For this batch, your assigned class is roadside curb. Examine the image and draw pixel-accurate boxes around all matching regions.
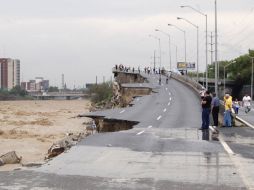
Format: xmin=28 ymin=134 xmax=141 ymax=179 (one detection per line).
xmin=235 ymin=116 xmax=254 ymax=129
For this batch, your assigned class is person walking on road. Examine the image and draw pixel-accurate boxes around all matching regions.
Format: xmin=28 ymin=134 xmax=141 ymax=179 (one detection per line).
xmin=223 ymin=94 xmax=233 ymax=127
xmin=242 ymin=94 xmax=251 ymax=113
xmin=211 ymin=93 xmax=220 ymax=128
xmin=159 ymin=76 xmax=161 ymax=85
xmin=200 ymin=91 xmax=212 ymax=130
xmin=233 ymin=98 xmax=240 ymax=114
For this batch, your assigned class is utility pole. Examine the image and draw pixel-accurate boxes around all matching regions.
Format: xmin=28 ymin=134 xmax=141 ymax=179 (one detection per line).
xmin=215 ymin=0 xmax=218 ymax=96
xmin=209 ymin=32 xmax=215 ymax=90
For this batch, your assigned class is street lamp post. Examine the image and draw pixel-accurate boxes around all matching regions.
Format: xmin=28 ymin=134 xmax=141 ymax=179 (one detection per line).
xmin=180 ymin=5 xmax=208 ymax=89
xmin=168 ymin=24 xmax=186 ymax=65
xmin=215 ymin=0 xmax=219 ymax=97
xmin=223 ymin=61 xmax=236 ymax=95
xmin=149 ymin=35 xmax=161 ymax=72
xmin=252 ymin=58 xmax=253 ymax=100
xmin=155 ymin=29 xmax=172 ymax=71
xmin=177 ymin=17 xmax=199 ymax=81
xmin=247 ymin=56 xmax=254 ymax=100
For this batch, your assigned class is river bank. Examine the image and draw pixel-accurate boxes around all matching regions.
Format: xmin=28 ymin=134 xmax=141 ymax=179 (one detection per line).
xmin=0 ymin=100 xmax=91 ymax=171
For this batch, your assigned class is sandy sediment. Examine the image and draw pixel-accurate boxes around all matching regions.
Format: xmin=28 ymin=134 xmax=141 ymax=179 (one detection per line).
xmin=0 ymin=100 xmax=91 ymax=171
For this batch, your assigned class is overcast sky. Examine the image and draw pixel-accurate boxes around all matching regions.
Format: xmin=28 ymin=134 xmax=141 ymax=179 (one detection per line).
xmin=0 ymin=0 xmax=253 ymax=88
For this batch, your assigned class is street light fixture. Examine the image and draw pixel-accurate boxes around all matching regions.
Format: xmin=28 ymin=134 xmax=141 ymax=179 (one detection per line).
xmin=247 ymin=55 xmax=254 ymax=100
xmin=155 ymin=29 xmax=172 ymax=71
xmin=223 ymin=60 xmax=236 ymax=95
xmin=149 ymin=34 xmax=162 ymax=72
xmin=177 ymin=17 xmax=199 ymax=81
xmin=180 ymin=5 xmax=208 ymax=90
xmin=168 ymin=24 xmax=186 ymax=65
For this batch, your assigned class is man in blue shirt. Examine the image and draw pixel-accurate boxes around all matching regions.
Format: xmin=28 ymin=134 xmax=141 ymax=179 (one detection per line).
xmin=211 ymin=93 xmax=220 ymax=128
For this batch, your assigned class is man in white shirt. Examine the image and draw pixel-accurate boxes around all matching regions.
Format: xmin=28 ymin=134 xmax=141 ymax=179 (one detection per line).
xmin=242 ymin=94 xmax=251 ymax=113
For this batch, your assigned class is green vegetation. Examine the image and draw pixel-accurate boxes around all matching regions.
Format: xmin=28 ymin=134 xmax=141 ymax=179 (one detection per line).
xmin=0 ymin=86 xmax=29 ymax=100
xmin=48 ymin=86 xmax=59 ymax=92
xmin=207 ymin=50 xmax=254 ymax=83
xmin=89 ymin=82 xmax=113 ymax=104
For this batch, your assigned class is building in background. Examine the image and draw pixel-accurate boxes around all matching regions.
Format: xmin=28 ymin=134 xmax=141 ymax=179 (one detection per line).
xmin=0 ymin=58 xmax=20 ymax=90
xmin=21 ymin=77 xmax=49 ymax=92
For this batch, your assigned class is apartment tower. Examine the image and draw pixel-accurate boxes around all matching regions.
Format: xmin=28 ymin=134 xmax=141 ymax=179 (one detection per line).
xmin=0 ymin=58 xmax=20 ymax=90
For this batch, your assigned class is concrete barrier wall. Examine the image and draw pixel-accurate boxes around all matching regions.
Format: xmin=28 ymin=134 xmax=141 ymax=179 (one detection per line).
xmin=170 ymin=73 xmax=204 ymax=97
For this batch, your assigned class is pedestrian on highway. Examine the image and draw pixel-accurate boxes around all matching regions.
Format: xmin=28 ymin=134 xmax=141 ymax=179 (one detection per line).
xmin=233 ymin=98 xmax=240 ymax=114
xmin=200 ymin=91 xmax=212 ymax=130
xmin=223 ymin=94 xmax=232 ymax=127
xmin=242 ymin=94 xmax=251 ymax=113
xmin=211 ymin=92 xmax=220 ymax=128
xmin=166 ymin=76 xmax=169 ymax=84
xmin=159 ymin=76 xmax=161 ymax=85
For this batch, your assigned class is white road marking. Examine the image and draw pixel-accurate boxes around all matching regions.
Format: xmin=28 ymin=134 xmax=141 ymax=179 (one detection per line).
xmin=163 ymin=108 xmax=167 ymax=112
xmin=168 ymin=102 xmax=171 ymax=106
xmin=219 ymin=135 xmax=234 ymax=155
xmin=137 ymin=98 xmax=140 ymax=101
xmin=136 ymin=130 xmax=145 ymax=135
xmin=147 ymin=125 xmax=153 ymax=129
xmin=166 ymin=88 xmax=168 ymax=91
xmin=120 ymin=110 xmax=125 ymax=114
xmin=169 ymin=92 xmax=171 ymax=96
xmin=218 ymin=134 xmax=254 ymax=189
xmin=236 ymin=116 xmax=254 ymax=129
xmin=169 ymin=97 xmax=172 ymax=101
xmin=157 ymin=115 xmax=162 ymax=120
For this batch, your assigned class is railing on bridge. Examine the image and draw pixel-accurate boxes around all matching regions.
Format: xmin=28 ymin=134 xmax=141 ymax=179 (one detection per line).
xmin=170 ymin=72 xmax=204 ymax=95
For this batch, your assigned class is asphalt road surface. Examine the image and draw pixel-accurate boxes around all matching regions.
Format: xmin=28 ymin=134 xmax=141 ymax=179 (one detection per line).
xmin=0 ymin=73 xmax=248 ymax=190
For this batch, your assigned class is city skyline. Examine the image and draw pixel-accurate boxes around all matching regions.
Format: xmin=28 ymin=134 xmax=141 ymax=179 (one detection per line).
xmin=0 ymin=0 xmax=253 ymax=87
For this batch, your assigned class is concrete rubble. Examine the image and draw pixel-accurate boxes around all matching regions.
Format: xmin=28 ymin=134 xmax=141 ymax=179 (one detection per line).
xmin=0 ymin=151 xmax=22 ymax=166
xmin=46 ymin=133 xmax=88 ymax=159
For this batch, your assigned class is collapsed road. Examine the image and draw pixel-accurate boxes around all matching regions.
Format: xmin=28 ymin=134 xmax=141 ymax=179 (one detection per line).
xmin=0 ymin=70 xmax=251 ymax=190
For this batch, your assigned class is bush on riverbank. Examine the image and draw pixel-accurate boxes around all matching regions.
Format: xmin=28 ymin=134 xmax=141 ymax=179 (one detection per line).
xmin=89 ymin=82 xmax=113 ymax=105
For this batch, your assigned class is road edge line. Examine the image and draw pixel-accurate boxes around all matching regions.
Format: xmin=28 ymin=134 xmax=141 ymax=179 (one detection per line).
xmin=218 ymin=130 xmax=253 ymax=190
xmin=235 ymin=116 xmax=254 ymax=129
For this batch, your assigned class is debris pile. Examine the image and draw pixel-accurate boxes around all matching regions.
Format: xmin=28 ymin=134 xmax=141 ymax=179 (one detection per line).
xmin=46 ymin=133 xmax=88 ymax=159
xmin=0 ymin=151 xmax=22 ymax=166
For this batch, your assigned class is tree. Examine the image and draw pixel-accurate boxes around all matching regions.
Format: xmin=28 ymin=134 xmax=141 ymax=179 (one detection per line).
xmin=89 ymin=82 xmax=113 ymax=104
xmin=9 ymin=86 xmax=27 ymax=96
xmin=48 ymin=86 xmax=59 ymax=92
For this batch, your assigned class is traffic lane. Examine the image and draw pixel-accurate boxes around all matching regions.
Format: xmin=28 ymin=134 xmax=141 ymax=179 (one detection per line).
xmin=34 ymin=145 xmax=244 ymax=189
xmin=0 ymin=170 xmax=246 ymax=190
xmin=236 ymin=109 xmax=254 ymax=128
xmin=159 ymin=79 xmax=201 ymax=129
xmin=77 ymin=130 xmax=224 ymax=153
xmin=220 ymin=127 xmax=254 ymax=159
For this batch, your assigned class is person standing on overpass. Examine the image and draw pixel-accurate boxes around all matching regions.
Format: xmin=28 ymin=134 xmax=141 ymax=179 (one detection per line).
xmin=200 ymin=91 xmax=212 ymax=130
xmin=242 ymin=94 xmax=251 ymax=113
xmin=211 ymin=93 xmax=220 ymax=128
xmin=223 ymin=94 xmax=233 ymax=127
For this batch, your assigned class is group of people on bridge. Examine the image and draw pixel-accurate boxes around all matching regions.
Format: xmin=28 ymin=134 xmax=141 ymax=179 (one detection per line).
xmin=115 ymin=64 xmax=165 ymax=76
xmin=200 ymin=90 xmax=252 ymax=131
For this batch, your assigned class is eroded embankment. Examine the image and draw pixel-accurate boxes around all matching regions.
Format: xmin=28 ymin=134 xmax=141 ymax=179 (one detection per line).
xmin=87 ymin=116 xmax=139 ymax=133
